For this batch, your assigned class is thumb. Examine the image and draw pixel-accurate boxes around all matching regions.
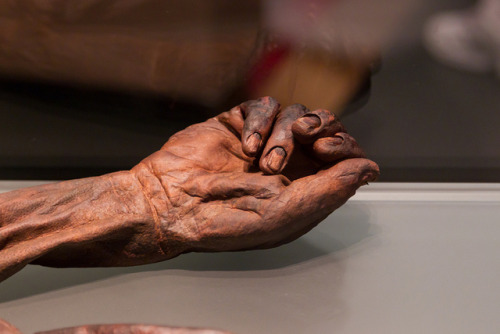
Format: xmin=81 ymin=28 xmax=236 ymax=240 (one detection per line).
xmin=279 ymin=158 xmax=379 ymax=216
xmin=257 ymin=158 xmax=379 ymax=249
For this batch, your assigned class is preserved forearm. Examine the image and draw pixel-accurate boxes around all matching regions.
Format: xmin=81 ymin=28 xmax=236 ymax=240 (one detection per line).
xmin=0 ymin=171 xmax=176 ymax=282
xmin=0 ymin=98 xmax=379 ymax=283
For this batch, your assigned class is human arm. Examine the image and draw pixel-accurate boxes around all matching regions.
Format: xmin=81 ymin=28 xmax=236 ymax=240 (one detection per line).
xmin=0 ymin=171 xmax=172 ymax=281
xmin=0 ymin=97 xmax=379 ymax=282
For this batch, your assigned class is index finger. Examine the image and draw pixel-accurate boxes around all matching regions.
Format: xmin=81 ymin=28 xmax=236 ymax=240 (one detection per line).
xmin=240 ymin=96 xmax=281 ymax=157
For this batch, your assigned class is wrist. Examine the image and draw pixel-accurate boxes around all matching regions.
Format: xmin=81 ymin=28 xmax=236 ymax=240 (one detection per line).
xmin=131 ymin=161 xmax=188 ymax=257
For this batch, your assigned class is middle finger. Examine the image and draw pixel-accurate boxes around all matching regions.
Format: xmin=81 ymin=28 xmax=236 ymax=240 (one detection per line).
xmin=259 ymin=104 xmax=309 ymax=174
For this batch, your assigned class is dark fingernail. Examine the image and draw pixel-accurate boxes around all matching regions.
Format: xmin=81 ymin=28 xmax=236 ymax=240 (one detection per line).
xmin=298 ymin=114 xmax=321 ymax=130
xmin=329 ymin=136 xmax=344 ymax=146
xmin=266 ymin=147 xmax=286 ymax=173
xmin=245 ymin=132 xmax=261 ymax=155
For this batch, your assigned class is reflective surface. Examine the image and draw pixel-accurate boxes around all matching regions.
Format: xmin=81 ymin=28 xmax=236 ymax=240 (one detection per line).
xmin=1 ymin=182 xmax=499 ymax=334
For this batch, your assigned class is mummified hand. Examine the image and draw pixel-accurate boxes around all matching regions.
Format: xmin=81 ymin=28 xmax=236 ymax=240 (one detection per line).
xmin=0 ymin=97 xmax=378 ymax=282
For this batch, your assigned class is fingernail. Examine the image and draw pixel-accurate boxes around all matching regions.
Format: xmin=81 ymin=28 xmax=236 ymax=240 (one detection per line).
xmin=329 ymin=136 xmax=344 ymax=146
xmin=266 ymin=147 xmax=286 ymax=173
xmin=245 ymin=132 xmax=261 ymax=155
xmin=298 ymin=114 xmax=321 ymax=130
xmin=360 ymin=171 xmax=378 ymax=185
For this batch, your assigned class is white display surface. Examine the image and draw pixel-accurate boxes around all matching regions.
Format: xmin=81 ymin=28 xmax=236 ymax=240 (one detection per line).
xmin=0 ymin=182 xmax=499 ymax=334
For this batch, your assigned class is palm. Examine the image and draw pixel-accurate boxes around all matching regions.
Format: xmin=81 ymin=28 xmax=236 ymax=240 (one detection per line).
xmin=139 ymin=119 xmax=283 ymax=251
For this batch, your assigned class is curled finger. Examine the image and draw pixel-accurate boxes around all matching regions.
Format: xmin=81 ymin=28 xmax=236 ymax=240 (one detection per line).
xmin=260 ymin=104 xmax=309 ymax=174
xmin=240 ymin=96 xmax=280 ymax=157
xmin=292 ymin=109 xmax=345 ymax=144
xmin=215 ymin=97 xmax=280 ymax=157
xmin=313 ymin=132 xmax=366 ymax=162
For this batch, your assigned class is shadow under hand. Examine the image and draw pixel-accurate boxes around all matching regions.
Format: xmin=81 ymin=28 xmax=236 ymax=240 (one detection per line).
xmin=0 ymin=203 xmax=374 ymax=303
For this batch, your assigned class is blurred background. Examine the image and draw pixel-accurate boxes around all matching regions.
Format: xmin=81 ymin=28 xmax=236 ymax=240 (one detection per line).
xmin=0 ymin=0 xmax=498 ymax=181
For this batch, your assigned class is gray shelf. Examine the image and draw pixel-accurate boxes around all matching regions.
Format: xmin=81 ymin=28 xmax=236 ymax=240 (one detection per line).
xmin=1 ymin=182 xmax=499 ymax=334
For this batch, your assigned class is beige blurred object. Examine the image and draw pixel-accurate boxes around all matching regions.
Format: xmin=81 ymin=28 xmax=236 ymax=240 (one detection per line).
xmin=249 ymin=48 xmax=372 ymax=114
xmin=250 ymin=0 xmax=422 ymax=114
xmin=0 ymin=0 xmax=261 ymax=106
xmin=265 ymin=0 xmax=420 ymax=53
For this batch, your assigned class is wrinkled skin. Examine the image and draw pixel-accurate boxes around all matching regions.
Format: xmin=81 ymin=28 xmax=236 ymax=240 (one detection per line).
xmin=0 ymin=319 xmax=232 ymax=334
xmin=0 ymin=97 xmax=378 ymax=281
xmin=132 ymin=97 xmax=378 ymax=252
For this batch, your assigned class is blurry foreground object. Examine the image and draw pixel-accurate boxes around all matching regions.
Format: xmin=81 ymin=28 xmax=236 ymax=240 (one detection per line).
xmin=423 ymin=0 xmax=500 ymax=75
xmin=0 ymin=0 xmax=261 ymax=107
xmin=0 ymin=319 xmax=232 ymax=334
xmin=247 ymin=41 xmax=375 ymax=116
xmin=0 ymin=0 xmax=420 ymax=113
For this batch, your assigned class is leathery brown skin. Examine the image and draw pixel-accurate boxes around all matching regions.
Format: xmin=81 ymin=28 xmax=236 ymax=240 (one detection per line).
xmin=0 ymin=319 xmax=232 ymax=334
xmin=0 ymin=97 xmax=379 ymax=282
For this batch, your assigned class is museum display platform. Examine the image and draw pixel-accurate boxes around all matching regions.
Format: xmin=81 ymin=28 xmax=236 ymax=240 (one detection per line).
xmin=1 ymin=181 xmax=499 ymax=334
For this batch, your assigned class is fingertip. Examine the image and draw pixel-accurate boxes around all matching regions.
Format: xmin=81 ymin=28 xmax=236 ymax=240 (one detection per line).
xmin=292 ymin=114 xmax=322 ymax=143
xmin=363 ymin=160 xmax=381 ymax=182
xmin=292 ymin=108 xmax=345 ymax=144
xmin=260 ymin=96 xmax=280 ymax=110
xmin=243 ymin=132 xmax=262 ymax=157
xmin=240 ymin=97 xmax=281 ymax=157
xmin=312 ymin=133 xmax=366 ymax=162
xmin=260 ymin=146 xmax=287 ymax=174
xmin=312 ymin=136 xmax=345 ymax=161
xmin=332 ymin=158 xmax=380 ymax=186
